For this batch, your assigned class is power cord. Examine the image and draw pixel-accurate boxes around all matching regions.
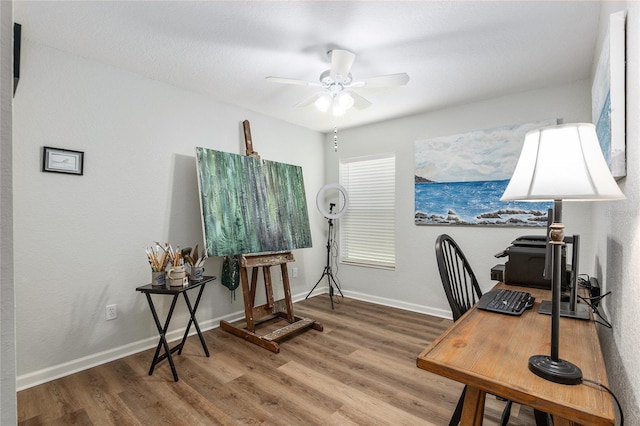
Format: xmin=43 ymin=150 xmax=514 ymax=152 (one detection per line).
xmin=581 ymin=378 xmax=624 ymax=426
xmin=578 ymin=293 xmax=612 ymax=328
xmin=576 ymin=274 xmax=623 ymax=424
xmin=577 ymin=274 xmax=612 ymax=328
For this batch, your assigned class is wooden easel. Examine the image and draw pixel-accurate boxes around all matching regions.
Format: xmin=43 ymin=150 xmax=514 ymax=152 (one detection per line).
xmin=219 ymin=121 xmax=323 ymax=352
xmin=242 ymin=119 xmax=260 ymax=158
xmin=219 ymin=252 xmax=323 ymax=352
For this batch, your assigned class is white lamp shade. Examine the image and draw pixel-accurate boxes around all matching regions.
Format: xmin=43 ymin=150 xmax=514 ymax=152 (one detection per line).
xmin=501 ymin=123 xmax=625 ymax=202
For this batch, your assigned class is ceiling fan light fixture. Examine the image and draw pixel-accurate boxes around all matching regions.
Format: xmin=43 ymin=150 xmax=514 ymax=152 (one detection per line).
xmin=336 ymin=92 xmax=354 ymax=110
xmin=268 ymin=48 xmax=407 ymax=115
xmin=314 ymin=93 xmax=333 ymax=112
xmin=332 ymin=103 xmax=347 ymax=117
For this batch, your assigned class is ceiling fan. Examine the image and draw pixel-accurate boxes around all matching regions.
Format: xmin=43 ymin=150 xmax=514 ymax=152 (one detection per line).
xmin=265 ymin=49 xmax=409 ymax=116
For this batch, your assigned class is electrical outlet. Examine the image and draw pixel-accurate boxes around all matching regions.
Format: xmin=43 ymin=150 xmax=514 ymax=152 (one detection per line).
xmin=292 ymin=267 xmax=298 ymax=278
xmin=106 ymin=304 xmax=117 ymax=321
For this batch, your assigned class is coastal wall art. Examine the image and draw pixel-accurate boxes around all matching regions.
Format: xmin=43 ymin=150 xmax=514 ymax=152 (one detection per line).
xmin=592 ymin=10 xmax=626 ymax=180
xmin=414 ymin=119 xmax=556 ymax=226
xmin=195 ymin=147 xmax=312 ymax=256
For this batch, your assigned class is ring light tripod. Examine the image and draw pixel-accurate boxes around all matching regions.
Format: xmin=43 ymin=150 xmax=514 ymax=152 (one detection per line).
xmin=306 ymin=184 xmax=348 ymax=309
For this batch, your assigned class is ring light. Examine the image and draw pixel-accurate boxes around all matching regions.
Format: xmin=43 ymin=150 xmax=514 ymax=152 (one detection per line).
xmin=316 ymin=183 xmax=349 ymax=219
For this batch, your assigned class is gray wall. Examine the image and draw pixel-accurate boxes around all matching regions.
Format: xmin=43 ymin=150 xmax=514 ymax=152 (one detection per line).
xmin=0 ymin=1 xmax=16 ymax=423
xmin=12 ymin=41 xmax=327 ymax=389
xmin=594 ymin=2 xmax=640 ymax=423
xmin=324 ymin=80 xmax=593 ymax=317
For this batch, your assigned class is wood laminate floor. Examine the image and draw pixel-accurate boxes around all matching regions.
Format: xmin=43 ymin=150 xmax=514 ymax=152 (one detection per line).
xmin=17 ymin=295 xmax=537 ymax=425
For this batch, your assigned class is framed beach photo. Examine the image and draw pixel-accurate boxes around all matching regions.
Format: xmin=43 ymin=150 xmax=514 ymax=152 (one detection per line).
xmin=42 ymin=146 xmax=84 ymax=175
xmin=592 ymin=10 xmax=626 ymax=180
xmin=414 ymin=120 xmax=556 ymax=227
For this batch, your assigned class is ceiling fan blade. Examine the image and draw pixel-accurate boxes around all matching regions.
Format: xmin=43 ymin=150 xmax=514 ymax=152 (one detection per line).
xmin=329 ymin=49 xmax=356 ymax=80
xmin=265 ymin=76 xmax=321 ymax=87
xmin=351 ymin=73 xmax=410 ymax=88
xmin=294 ymin=94 xmax=323 ymax=108
xmin=349 ymin=91 xmax=372 ymax=110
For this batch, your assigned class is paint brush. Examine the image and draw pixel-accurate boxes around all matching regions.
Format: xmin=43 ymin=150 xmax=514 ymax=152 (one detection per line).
xmin=192 ymin=244 xmax=199 ymax=263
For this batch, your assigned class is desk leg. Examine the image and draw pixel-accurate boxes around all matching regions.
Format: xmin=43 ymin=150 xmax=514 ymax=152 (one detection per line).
xmin=146 ymin=293 xmax=180 ymax=382
xmin=550 ymin=417 xmax=575 ymax=426
xmin=460 ymin=386 xmax=485 ymax=426
xmin=178 ymin=284 xmax=209 ymax=357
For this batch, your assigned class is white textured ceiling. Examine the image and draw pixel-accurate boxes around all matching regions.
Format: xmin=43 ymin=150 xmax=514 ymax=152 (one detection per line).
xmin=14 ymin=1 xmax=602 ymax=133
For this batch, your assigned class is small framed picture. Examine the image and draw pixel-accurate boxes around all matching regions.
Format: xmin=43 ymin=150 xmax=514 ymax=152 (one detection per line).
xmin=42 ymin=146 xmax=84 ymax=175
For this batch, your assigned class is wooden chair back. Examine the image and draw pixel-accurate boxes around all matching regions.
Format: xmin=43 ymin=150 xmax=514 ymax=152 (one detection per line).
xmin=435 ymin=234 xmax=483 ymax=321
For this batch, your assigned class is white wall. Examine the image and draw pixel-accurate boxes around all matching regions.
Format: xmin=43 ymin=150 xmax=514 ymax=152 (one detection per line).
xmin=12 ymin=41 xmax=327 ymax=389
xmin=0 ymin=1 xmax=17 ymax=422
xmin=593 ymin=2 xmax=640 ymax=423
xmin=324 ymin=81 xmax=594 ymax=317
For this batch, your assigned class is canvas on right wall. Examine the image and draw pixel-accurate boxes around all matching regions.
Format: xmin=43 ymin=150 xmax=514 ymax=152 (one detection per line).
xmin=592 ymin=10 xmax=627 ymax=180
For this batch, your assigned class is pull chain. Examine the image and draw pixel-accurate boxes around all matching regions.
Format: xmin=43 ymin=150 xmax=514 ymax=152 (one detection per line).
xmin=334 ymin=126 xmax=338 ymax=152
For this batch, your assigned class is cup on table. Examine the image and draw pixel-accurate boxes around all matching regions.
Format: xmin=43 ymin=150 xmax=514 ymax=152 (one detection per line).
xmin=190 ymin=266 xmax=204 ymax=282
xmin=167 ymin=265 xmax=188 ymax=287
xmin=151 ymin=271 xmax=166 ymax=286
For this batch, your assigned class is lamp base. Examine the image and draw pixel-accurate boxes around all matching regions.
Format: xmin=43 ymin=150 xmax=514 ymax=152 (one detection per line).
xmin=538 ymin=300 xmax=591 ymax=320
xmin=528 ymin=355 xmax=582 ymax=385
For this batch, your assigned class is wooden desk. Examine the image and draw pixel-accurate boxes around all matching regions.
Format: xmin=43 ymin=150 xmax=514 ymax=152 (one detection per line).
xmin=416 ymin=283 xmax=614 ymax=426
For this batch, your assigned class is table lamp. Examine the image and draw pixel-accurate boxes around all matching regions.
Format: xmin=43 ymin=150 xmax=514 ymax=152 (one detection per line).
xmin=501 ymin=122 xmax=625 ymax=385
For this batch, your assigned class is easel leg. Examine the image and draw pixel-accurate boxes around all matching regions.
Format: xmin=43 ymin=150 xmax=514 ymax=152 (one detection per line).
xmin=249 ymin=266 xmax=258 ymax=305
xmin=220 ymin=252 xmax=322 ymax=352
xmin=264 ymin=266 xmax=274 ymax=308
xmin=240 ymin=264 xmax=255 ymax=332
xmin=281 ymin=263 xmax=294 ymax=321
xmin=219 ymin=319 xmax=281 ymax=353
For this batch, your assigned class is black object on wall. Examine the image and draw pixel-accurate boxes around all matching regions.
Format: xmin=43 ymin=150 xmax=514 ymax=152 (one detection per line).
xmin=14 ymin=23 xmax=21 ymax=96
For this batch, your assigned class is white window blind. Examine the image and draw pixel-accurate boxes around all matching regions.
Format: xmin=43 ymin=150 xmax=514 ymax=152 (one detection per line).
xmin=339 ymin=153 xmax=396 ymax=269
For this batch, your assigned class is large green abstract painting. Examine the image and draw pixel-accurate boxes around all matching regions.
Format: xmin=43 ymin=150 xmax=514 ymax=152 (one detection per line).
xmin=195 ymin=147 xmax=312 ymax=257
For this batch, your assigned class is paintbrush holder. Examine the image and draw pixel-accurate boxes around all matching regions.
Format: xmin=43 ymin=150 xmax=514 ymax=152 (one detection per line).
xmin=151 ymin=271 xmax=166 ymax=286
xmin=167 ymin=266 xmax=188 ymax=287
xmin=190 ymin=266 xmax=204 ymax=282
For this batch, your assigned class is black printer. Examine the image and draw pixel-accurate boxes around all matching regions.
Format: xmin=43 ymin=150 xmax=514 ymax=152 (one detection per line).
xmin=492 ymin=235 xmax=574 ymax=289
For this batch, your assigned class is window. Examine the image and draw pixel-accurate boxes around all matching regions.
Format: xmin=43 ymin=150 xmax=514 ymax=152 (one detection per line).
xmin=339 ymin=153 xmax=396 ymax=269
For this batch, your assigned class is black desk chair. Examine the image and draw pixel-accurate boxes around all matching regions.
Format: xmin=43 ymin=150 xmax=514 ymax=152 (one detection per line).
xmin=435 ymin=234 xmax=513 ymax=426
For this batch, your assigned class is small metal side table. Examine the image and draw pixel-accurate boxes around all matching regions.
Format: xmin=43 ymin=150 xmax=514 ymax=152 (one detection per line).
xmin=136 ymin=276 xmax=216 ymax=381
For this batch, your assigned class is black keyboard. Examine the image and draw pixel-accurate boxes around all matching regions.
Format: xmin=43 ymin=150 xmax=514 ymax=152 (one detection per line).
xmin=477 ymin=289 xmax=535 ymax=316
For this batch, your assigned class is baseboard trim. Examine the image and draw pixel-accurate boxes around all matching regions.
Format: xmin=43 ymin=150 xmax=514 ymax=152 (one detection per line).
xmin=16 ymin=285 xmax=448 ymax=390
xmin=340 ymin=289 xmax=453 ymax=320
xmin=16 ymin=308 xmax=241 ymax=391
